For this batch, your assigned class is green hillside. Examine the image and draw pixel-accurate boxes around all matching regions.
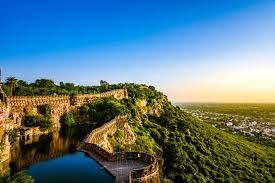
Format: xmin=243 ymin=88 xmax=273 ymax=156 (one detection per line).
xmin=100 ymin=84 xmax=275 ymax=182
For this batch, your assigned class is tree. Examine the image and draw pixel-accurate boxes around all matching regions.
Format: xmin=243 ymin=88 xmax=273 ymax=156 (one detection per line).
xmin=65 ymin=83 xmax=75 ymax=90
xmin=6 ymin=77 xmax=18 ymax=96
xmin=59 ymin=82 xmax=65 ymax=88
xmin=17 ymin=80 xmax=28 ymax=87
xmin=33 ymin=79 xmax=55 ymax=88
xmin=60 ymin=112 xmax=76 ymax=127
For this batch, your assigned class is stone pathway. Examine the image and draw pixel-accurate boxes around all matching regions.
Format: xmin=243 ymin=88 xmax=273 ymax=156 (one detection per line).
xmin=79 ymin=149 xmax=149 ymax=183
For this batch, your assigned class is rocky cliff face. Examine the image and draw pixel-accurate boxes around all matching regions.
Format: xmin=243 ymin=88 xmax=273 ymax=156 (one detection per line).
xmin=123 ymin=122 xmax=136 ymax=144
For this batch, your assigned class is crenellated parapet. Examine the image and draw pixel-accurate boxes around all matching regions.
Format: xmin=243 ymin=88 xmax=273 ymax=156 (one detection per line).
xmin=6 ymin=89 xmax=128 ymax=108
xmin=72 ymin=89 xmax=128 ymax=106
xmin=1 ymin=89 xmax=128 ymax=130
xmin=7 ymin=95 xmax=70 ymax=108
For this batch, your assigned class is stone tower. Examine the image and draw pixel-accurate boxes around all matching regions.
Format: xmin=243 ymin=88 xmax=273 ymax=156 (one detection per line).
xmin=0 ymin=68 xmax=7 ymax=103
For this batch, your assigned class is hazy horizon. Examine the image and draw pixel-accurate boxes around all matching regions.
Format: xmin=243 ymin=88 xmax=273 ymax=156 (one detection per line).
xmin=1 ymin=0 xmax=274 ymax=103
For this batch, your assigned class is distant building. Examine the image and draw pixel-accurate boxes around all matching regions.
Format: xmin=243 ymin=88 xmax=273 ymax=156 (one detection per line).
xmin=100 ymin=80 xmax=109 ymax=86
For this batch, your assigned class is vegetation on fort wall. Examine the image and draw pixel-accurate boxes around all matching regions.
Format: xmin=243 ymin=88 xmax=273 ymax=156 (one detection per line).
xmin=60 ymin=112 xmax=76 ymax=127
xmin=7 ymin=129 xmax=18 ymax=144
xmin=60 ymin=97 xmax=128 ymax=127
xmin=22 ymin=115 xmax=52 ymax=130
xmin=82 ymin=97 xmax=128 ymax=123
xmin=22 ymin=104 xmax=53 ymax=131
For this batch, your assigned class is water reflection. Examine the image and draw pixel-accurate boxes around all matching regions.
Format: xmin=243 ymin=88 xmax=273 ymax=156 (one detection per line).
xmin=0 ymin=126 xmax=93 ymax=175
xmin=0 ymin=126 xmax=114 ymax=182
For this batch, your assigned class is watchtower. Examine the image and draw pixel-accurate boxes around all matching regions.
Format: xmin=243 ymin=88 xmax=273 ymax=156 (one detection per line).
xmin=0 ymin=67 xmax=7 ymax=104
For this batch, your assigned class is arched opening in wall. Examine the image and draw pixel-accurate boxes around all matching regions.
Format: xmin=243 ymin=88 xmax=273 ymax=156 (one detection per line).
xmin=9 ymin=114 xmax=13 ymax=120
xmin=63 ymin=105 xmax=67 ymax=111
xmin=16 ymin=116 xmax=20 ymax=125
xmin=26 ymin=134 xmax=30 ymax=141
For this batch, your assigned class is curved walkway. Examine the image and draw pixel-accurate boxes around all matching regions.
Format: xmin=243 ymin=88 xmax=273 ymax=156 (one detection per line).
xmin=78 ymin=116 xmax=160 ymax=183
xmin=79 ymin=148 xmax=150 ymax=182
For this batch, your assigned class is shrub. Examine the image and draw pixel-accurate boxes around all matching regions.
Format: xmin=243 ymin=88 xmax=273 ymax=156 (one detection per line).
xmin=22 ymin=115 xmax=53 ymax=130
xmin=22 ymin=115 xmax=40 ymax=127
xmin=39 ymin=117 xmax=53 ymax=131
xmin=37 ymin=104 xmax=52 ymax=117
xmin=8 ymin=129 xmax=18 ymax=144
xmin=60 ymin=112 xmax=76 ymax=127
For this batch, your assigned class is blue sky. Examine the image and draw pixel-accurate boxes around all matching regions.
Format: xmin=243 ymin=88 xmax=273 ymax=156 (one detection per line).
xmin=0 ymin=0 xmax=274 ymax=102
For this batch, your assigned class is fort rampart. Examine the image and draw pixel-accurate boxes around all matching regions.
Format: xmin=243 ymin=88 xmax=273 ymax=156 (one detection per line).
xmin=6 ymin=89 xmax=127 ymax=108
xmin=85 ymin=115 xmax=126 ymax=146
xmin=72 ymin=89 xmax=128 ymax=106
xmin=0 ymin=89 xmax=128 ymax=129
xmin=7 ymin=95 xmax=70 ymax=108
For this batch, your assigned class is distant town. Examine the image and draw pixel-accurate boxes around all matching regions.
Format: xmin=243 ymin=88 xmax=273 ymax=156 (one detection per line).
xmin=180 ymin=103 xmax=275 ymax=142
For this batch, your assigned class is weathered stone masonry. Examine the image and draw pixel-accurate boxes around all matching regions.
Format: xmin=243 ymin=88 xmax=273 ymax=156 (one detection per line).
xmin=7 ymin=89 xmax=127 ymax=108
xmin=1 ymin=89 xmax=128 ymax=129
xmin=72 ymin=89 xmax=128 ymax=106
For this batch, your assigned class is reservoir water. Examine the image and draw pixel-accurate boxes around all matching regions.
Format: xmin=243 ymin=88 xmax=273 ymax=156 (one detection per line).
xmin=4 ymin=126 xmax=114 ymax=183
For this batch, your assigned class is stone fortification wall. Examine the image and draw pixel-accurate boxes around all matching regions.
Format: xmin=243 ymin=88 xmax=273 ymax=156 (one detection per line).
xmin=85 ymin=115 xmax=126 ymax=143
xmin=0 ymin=106 xmax=10 ymax=130
xmin=0 ymin=110 xmax=9 ymax=124
xmin=7 ymin=95 xmax=70 ymax=108
xmin=2 ymin=89 xmax=128 ymax=129
xmin=6 ymin=96 xmax=70 ymax=128
xmin=82 ymin=115 xmax=159 ymax=183
xmin=6 ymin=89 xmax=127 ymax=108
xmin=85 ymin=115 xmax=134 ymax=152
xmin=72 ymin=89 xmax=128 ymax=106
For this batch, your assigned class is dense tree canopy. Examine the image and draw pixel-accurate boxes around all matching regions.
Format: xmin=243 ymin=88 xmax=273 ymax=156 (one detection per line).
xmin=5 ymin=77 xmax=18 ymax=96
xmin=2 ymin=77 xmax=126 ymax=96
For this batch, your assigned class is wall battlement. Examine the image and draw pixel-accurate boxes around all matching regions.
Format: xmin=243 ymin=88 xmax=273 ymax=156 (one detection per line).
xmin=6 ymin=89 xmax=128 ymax=108
xmin=1 ymin=89 xmax=128 ymax=129
xmin=72 ymin=89 xmax=128 ymax=106
xmin=7 ymin=95 xmax=70 ymax=108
